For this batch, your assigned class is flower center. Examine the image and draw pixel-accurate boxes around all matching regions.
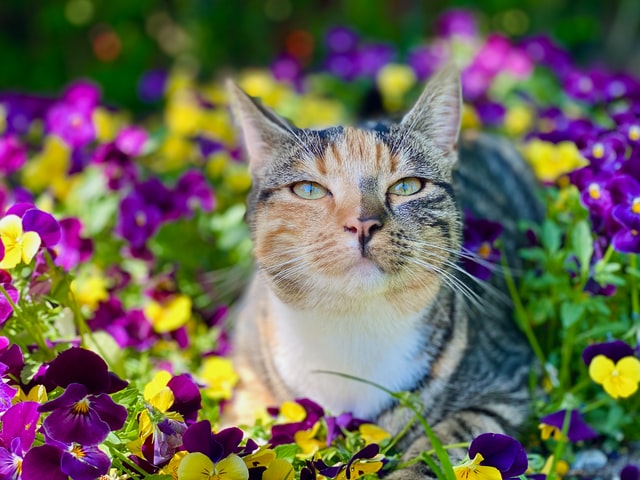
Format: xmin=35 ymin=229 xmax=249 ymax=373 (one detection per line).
xmin=633 ymin=198 xmax=640 ymax=215
xmin=629 ymin=125 xmax=640 ymax=142
xmin=591 ymin=143 xmax=605 ymax=159
xmin=588 ymin=183 xmax=601 ymax=200
xmin=135 ymin=212 xmax=147 ymax=227
xmin=72 ymin=397 xmax=91 ymax=415
xmin=579 ymin=77 xmax=593 ymax=92
xmin=477 ymin=242 xmax=492 ymax=259
xmin=70 ymin=445 xmax=86 ymax=459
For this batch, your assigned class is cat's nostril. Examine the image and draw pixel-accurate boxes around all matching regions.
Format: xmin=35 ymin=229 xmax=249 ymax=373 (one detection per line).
xmin=344 ymin=225 xmax=358 ymax=234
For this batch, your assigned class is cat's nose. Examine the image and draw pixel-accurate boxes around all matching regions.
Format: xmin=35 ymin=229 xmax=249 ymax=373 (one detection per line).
xmin=344 ymin=216 xmax=383 ymax=247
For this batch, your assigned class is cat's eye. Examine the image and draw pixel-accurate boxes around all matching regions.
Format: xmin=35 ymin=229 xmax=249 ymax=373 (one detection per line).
xmin=388 ymin=177 xmax=424 ymax=196
xmin=291 ymin=181 xmax=329 ymax=200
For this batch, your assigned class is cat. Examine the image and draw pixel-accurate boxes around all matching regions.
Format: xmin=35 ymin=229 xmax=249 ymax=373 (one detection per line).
xmin=226 ymin=66 xmax=543 ymax=478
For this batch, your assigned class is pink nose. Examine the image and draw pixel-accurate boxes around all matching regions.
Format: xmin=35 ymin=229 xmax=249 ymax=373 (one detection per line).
xmin=344 ymin=216 xmax=383 ymax=248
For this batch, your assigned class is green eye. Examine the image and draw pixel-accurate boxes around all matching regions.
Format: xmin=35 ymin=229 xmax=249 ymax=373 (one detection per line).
xmin=388 ymin=177 xmax=423 ymax=196
xmin=291 ymin=181 xmax=329 ymax=200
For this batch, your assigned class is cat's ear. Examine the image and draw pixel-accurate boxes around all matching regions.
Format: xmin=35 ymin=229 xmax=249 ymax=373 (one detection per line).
xmin=400 ymin=65 xmax=461 ymax=152
xmin=226 ymin=81 xmax=295 ymax=174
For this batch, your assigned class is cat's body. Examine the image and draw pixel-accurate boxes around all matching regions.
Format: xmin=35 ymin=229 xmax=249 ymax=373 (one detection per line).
xmin=227 ymin=68 xmax=542 ymax=477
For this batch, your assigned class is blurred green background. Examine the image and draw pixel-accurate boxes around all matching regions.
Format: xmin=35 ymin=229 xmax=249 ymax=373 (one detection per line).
xmin=2 ymin=0 xmax=639 ymax=110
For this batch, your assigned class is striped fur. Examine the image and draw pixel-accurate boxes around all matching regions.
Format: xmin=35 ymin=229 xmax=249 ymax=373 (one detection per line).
xmin=227 ymin=68 xmax=541 ymax=477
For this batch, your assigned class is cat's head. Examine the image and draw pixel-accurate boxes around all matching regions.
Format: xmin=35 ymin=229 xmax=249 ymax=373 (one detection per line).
xmin=228 ymin=68 xmax=462 ymax=315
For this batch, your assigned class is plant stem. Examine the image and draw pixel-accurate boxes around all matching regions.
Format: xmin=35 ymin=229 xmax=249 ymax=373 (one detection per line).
xmin=500 ymin=255 xmax=547 ymax=368
xmin=629 ymin=254 xmax=639 ymax=322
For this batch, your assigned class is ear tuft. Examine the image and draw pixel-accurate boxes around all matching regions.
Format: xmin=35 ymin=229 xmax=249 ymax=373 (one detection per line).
xmin=226 ymin=80 xmax=294 ymax=174
xmin=400 ymin=65 xmax=461 ymax=152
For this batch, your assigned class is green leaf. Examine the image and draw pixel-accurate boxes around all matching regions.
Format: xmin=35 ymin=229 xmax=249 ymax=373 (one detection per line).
xmin=274 ymin=444 xmax=301 ymax=462
xmin=571 ymin=220 xmax=593 ymax=278
xmin=541 ymin=220 xmax=562 ymax=254
xmin=560 ymin=301 xmax=585 ymax=328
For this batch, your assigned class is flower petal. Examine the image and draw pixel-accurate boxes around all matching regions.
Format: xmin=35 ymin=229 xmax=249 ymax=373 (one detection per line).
xmin=90 ymin=393 xmax=128 ymax=431
xmin=20 ymin=231 xmax=41 ymax=264
xmin=22 ymin=208 xmax=61 ymax=247
xmin=589 ymin=355 xmax=614 ymax=385
xmin=60 ymin=445 xmax=111 ymax=480
xmin=217 ymin=454 xmax=249 ymax=480
xmin=177 ymin=452 xmax=215 ymax=480
xmin=617 ymin=356 xmax=640 ymax=384
xmin=22 ymin=445 xmax=67 ymax=480
xmin=0 ymin=215 xmax=23 ymax=240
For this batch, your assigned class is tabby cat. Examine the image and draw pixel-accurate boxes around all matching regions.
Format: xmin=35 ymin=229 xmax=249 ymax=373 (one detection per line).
xmin=227 ymin=67 xmax=543 ymax=478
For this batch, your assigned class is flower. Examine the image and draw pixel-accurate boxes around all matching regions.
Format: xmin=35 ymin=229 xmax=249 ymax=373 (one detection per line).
xmin=453 ymin=433 xmax=528 ymax=480
xmin=521 ymin=139 xmax=587 ymax=183
xmin=0 ymin=135 xmax=27 ymax=174
xmin=145 ymin=294 xmax=193 ymax=334
xmin=462 ymin=213 xmax=503 ymax=280
xmin=0 ymin=270 xmax=19 ymax=327
xmin=54 ymin=217 xmax=94 ymax=270
xmin=621 ymin=464 xmax=640 ymax=480
xmin=583 ymin=340 xmax=640 ymax=398
xmin=178 ymin=421 xmax=250 ymax=480
xmin=199 ymin=356 xmax=239 ymax=401
xmin=0 ymin=214 xmax=41 ymax=269
xmin=0 ymin=401 xmax=40 ymax=478
xmin=539 ymin=409 xmax=598 ymax=442
xmin=38 ymin=348 xmax=128 ymax=445
xmin=315 ymin=444 xmax=385 ymax=480
xmin=22 ymin=442 xmax=111 ymax=480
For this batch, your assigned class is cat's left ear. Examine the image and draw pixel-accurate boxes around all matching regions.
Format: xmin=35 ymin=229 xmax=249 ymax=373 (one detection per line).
xmin=400 ymin=65 xmax=461 ymax=153
xmin=226 ymin=80 xmax=295 ymax=175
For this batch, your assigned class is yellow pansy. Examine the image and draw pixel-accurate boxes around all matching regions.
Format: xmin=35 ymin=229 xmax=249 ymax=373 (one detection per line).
xmin=144 ymin=370 xmax=175 ymax=410
xmin=589 ymin=354 xmax=640 ymax=399
xmin=177 ymin=452 xmax=249 ymax=480
xmin=21 ymin=136 xmax=70 ymax=193
xmin=294 ymin=421 xmax=324 ymax=458
xmin=70 ymin=273 xmax=109 ymax=311
xmin=504 ymin=104 xmax=532 ymax=137
xmin=14 ymin=385 xmax=48 ymax=404
xmin=145 ymin=294 xmax=192 ymax=333
xmin=521 ymin=139 xmax=587 ymax=183
xmin=92 ymin=106 xmax=121 ymax=142
xmin=199 ymin=356 xmax=239 ymax=400
xmin=337 ymin=460 xmax=384 ymax=480
xmin=539 ymin=423 xmax=563 ymax=441
xmin=280 ymin=401 xmax=307 ymax=422
xmin=0 ymin=215 xmax=41 ymax=269
xmin=263 ymin=458 xmax=294 ymax=480
xmin=461 ymin=103 xmax=481 ymax=129
xmin=359 ymin=424 xmax=391 ymax=445
xmin=377 ymin=63 xmax=417 ymax=112
xmin=243 ymin=448 xmax=276 ymax=470
xmin=453 ymin=453 xmax=502 ymax=480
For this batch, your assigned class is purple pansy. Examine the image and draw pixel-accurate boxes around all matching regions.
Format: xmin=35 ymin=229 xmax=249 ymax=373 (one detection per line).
xmin=325 ymin=412 xmax=368 ymax=446
xmin=92 ymin=140 xmax=140 ymax=191
xmin=621 ymin=464 xmax=640 ymax=480
xmin=539 ymin=409 xmax=598 ymax=442
xmin=609 ymin=175 xmax=640 ymax=253
xmin=468 ymin=433 xmax=528 ymax=479
xmin=271 ymin=55 xmax=304 ymax=90
xmin=435 ymin=9 xmax=478 ymax=39
xmin=38 ymin=382 xmax=127 ymax=446
xmin=0 ymin=363 xmax=17 ymax=413
xmin=315 ymin=443 xmax=383 ymax=478
xmin=582 ymin=339 xmax=636 ymax=366
xmin=462 ymin=214 xmax=503 ymax=280
xmin=117 ymin=190 xmax=163 ymax=251
xmin=269 ymin=398 xmax=325 ymax=446
xmin=182 ymin=420 xmax=246 ymax=461
xmin=22 ymin=441 xmax=110 ymax=480
xmin=173 ymin=170 xmax=215 ymax=217
xmin=355 ymin=43 xmax=394 ymax=78
xmin=54 ymin=217 xmax=94 ymax=270
xmin=167 ymin=373 xmax=202 ymax=424
xmin=138 ymin=69 xmax=168 ymax=103
xmin=0 ymin=270 xmax=19 ymax=327
xmin=115 ymin=125 xmax=148 ymax=157
xmin=407 ymin=42 xmax=449 ymax=81
xmin=0 ymin=135 xmax=27 ymax=174
xmin=144 ymin=418 xmax=188 ymax=466
xmin=89 ymin=297 xmax=156 ymax=350
xmin=325 ymin=26 xmax=359 ymax=53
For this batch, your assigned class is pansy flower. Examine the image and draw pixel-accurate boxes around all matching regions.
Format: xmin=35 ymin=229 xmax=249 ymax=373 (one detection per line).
xmin=0 ymin=270 xmax=19 ymax=327
xmin=0 ymin=401 xmax=42 ymax=479
xmin=315 ymin=444 xmax=386 ymax=480
xmin=54 ymin=217 xmax=93 ymax=270
xmin=539 ymin=409 xmax=598 ymax=442
xmin=22 ymin=441 xmax=111 ymax=480
xmin=453 ymin=433 xmax=528 ymax=480
xmin=621 ymin=464 xmax=640 ymax=480
xmin=583 ymin=340 xmax=640 ymax=399
xmin=38 ymin=347 xmax=128 ymax=446
xmin=177 ymin=421 xmax=250 ymax=480
xmin=462 ymin=213 xmax=503 ymax=280
xmin=0 ymin=134 xmax=27 ymax=174
xmin=269 ymin=398 xmax=325 ymax=447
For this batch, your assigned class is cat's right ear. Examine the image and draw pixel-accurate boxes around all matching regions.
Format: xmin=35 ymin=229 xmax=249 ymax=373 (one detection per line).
xmin=226 ymin=81 xmax=294 ymax=175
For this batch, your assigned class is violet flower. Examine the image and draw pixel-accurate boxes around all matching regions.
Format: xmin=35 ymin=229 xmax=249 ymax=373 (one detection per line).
xmin=271 ymin=55 xmax=304 ymax=90
xmin=269 ymin=398 xmax=325 ymax=446
xmin=582 ymin=339 xmax=636 ymax=366
xmin=462 ymin=214 xmax=503 ymax=280
xmin=115 ymin=125 xmax=148 ymax=156
xmin=6 ymin=203 xmax=62 ymax=248
xmin=167 ymin=373 xmax=202 ymax=424
xmin=92 ymin=141 xmax=140 ymax=191
xmin=355 ymin=43 xmax=394 ymax=78
xmin=325 ymin=26 xmax=359 ymax=53
xmin=116 ymin=191 xmax=163 ymax=251
xmin=455 ymin=433 xmax=528 ymax=480
xmin=435 ymin=9 xmax=478 ymax=39
xmin=38 ymin=347 xmax=128 ymax=445
xmin=22 ymin=441 xmax=110 ymax=480
xmin=89 ymin=297 xmax=156 ymax=350
xmin=182 ymin=420 xmax=245 ymax=460
xmin=0 ymin=270 xmax=19 ymax=327
xmin=0 ymin=363 xmax=17 ymax=412
xmin=621 ymin=464 xmax=640 ymax=480
xmin=0 ymin=135 xmax=27 ymax=174
xmin=539 ymin=409 xmax=598 ymax=442
xmin=407 ymin=42 xmax=449 ymax=81
xmin=54 ymin=217 xmax=93 ymax=270
xmin=173 ymin=170 xmax=215 ymax=217
xmin=138 ymin=69 xmax=168 ymax=103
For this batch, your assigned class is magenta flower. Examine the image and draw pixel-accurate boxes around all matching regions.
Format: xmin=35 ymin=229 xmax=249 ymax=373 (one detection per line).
xmin=92 ymin=141 xmax=140 ymax=190
xmin=54 ymin=217 xmax=94 ymax=270
xmin=6 ymin=203 xmax=62 ymax=248
xmin=173 ymin=170 xmax=215 ymax=217
xmin=115 ymin=125 xmax=148 ymax=156
xmin=0 ymin=270 xmax=19 ymax=327
xmin=0 ymin=135 xmax=27 ymax=174
xmin=0 ymin=363 xmax=17 ymax=412
xmin=89 ymin=297 xmax=156 ymax=350
xmin=0 ymin=402 xmax=41 ymax=479
xmin=435 ymin=9 xmax=478 ymax=39
xmin=167 ymin=374 xmax=202 ymax=424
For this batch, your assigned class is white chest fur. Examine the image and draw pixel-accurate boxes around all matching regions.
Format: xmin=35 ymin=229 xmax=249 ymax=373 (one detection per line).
xmin=269 ymin=292 xmax=429 ymax=419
